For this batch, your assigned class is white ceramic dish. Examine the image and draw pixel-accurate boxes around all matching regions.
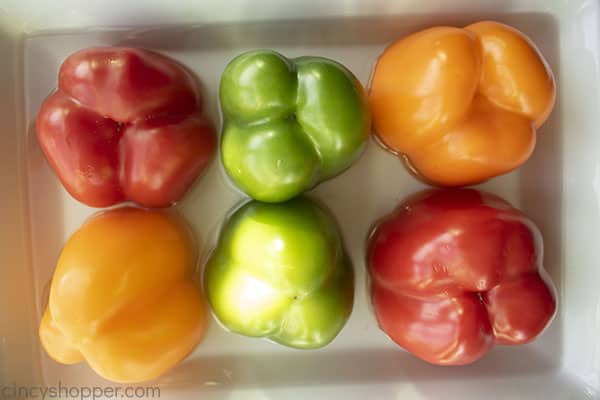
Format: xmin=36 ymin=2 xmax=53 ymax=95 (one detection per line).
xmin=1 ymin=1 xmax=599 ymax=399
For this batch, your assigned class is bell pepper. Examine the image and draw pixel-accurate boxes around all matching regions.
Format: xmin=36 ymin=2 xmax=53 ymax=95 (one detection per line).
xmin=205 ymin=197 xmax=353 ymax=348
xmin=219 ymin=50 xmax=371 ymax=202
xmin=39 ymin=208 xmax=206 ymax=383
xmin=36 ymin=47 xmax=216 ymax=208
xmin=369 ymin=21 xmax=555 ymax=186
xmin=368 ymin=189 xmax=556 ymax=365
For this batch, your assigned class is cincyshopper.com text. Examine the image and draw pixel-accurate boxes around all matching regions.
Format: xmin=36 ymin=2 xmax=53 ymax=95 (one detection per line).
xmin=0 ymin=382 xmax=160 ymax=400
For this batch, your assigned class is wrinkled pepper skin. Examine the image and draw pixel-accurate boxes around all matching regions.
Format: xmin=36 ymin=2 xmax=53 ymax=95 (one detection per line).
xmin=39 ymin=208 xmax=206 ymax=383
xmin=220 ymin=50 xmax=370 ymax=202
xmin=36 ymin=47 xmax=216 ymax=208
xmin=205 ymin=197 xmax=353 ymax=348
xmin=368 ymin=189 xmax=556 ymax=365
xmin=369 ymin=21 xmax=555 ymax=186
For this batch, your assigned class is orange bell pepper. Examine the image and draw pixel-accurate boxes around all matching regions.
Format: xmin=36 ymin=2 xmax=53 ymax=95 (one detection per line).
xmin=369 ymin=21 xmax=555 ymax=186
xmin=39 ymin=208 xmax=206 ymax=383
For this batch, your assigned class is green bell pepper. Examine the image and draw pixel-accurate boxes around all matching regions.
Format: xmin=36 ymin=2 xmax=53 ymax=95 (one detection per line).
xmin=220 ymin=50 xmax=371 ymax=202
xmin=204 ymin=196 xmax=354 ymax=349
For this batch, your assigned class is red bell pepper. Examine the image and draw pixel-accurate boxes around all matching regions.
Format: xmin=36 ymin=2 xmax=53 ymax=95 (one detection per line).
xmin=368 ymin=189 xmax=556 ymax=365
xmin=36 ymin=47 xmax=216 ymax=208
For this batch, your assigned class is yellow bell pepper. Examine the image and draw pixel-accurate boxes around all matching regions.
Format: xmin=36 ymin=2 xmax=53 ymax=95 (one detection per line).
xmin=39 ymin=207 xmax=206 ymax=383
xmin=369 ymin=21 xmax=555 ymax=186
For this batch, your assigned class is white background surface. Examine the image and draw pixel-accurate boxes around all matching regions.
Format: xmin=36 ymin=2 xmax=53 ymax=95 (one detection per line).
xmin=0 ymin=0 xmax=599 ymax=399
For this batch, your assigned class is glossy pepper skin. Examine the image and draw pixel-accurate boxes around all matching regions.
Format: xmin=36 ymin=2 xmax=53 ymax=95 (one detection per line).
xmin=205 ymin=197 xmax=353 ymax=348
xmin=220 ymin=50 xmax=370 ymax=202
xmin=369 ymin=21 xmax=555 ymax=186
xmin=39 ymin=208 xmax=206 ymax=383
xmin=368 ymin=189 xmax=556 ymax=365
xmin=36 ymin=47 xmax=216 ymax=208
